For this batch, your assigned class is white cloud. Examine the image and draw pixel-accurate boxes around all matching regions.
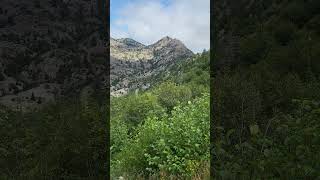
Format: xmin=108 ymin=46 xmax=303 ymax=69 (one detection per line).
xmin=111 ymin=0 xmax=210 ymax=53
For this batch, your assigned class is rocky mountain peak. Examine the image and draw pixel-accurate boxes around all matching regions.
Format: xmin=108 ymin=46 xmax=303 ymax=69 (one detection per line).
xmin=152 ymin=36 xmax=180 ymax=47
xmin=118 ymin=38 xmax=145 ymax=48
xmin=159 ymin=36 xmax=173 ymax=42
xmin=110 ymin=36 xmax=194 ymax=97
xmin=149 ymin=36 xmax=192 ymax=55
xmin=110 ymin=38 xmax=145 ymax=49
xmin=110 ymin=37 xmax=154 ymax=61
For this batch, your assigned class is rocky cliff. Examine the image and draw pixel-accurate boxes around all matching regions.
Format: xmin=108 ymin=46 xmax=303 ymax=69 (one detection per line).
xmin=110 ymin=36 xmax=194 ymax=97
xmin=0 ymin=0 xmax=194 ymax=110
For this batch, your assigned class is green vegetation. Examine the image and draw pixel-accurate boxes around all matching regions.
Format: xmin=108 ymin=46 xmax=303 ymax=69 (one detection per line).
xmin=0 ymin=51 xmax=210 ymax=179
xmin=213 ymin=0 xmax=320 ymax=179
xmin=0 ymin=93 xmax=108 ymax=179
xmin=111 ymin=52 xmax=210 ymax=179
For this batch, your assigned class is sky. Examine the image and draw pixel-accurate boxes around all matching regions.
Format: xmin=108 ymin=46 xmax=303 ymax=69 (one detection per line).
xmin=110 ymin=0 xmax=210 ymax=53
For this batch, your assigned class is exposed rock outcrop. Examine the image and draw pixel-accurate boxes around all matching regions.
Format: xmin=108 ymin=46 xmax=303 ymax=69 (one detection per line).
xmin=110 ymin=37 xmax=193 ymax=97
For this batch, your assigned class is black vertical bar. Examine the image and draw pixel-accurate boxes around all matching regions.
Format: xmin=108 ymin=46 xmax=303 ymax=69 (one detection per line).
xmin=210 ymin=0 xmax=215 ymax=179
xmin=104 ymin=0 xmax=111 ymax=179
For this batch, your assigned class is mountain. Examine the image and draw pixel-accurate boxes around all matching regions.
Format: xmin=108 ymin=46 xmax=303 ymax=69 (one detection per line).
xmin=0 ymin=0 xmax=107 ymax=111
xmin=0 ymin=1 xmax=193 ymax=110
xmin=110 ymin=36 xmax=194 ymax=96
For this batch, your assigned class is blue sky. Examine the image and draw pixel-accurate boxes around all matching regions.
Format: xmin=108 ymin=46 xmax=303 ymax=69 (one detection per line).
xmin=111 ymin=0 xmax=171 ymax=23
xmin=110 ymin=0 xmax=130 ymax=23
xmin=111 ymin=0 xmax=171 ymax=19
xmin=110 ymin=0 xmax=210 ymax=53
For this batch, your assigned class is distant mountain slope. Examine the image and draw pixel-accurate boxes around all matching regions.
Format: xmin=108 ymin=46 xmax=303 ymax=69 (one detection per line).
xmin=111 ymin=36 xmax=194 ymax=96
xmin=0 ymin=0 xmax=194 ymax=109
xmin=0 ymin=0 xmax=107 ymax=111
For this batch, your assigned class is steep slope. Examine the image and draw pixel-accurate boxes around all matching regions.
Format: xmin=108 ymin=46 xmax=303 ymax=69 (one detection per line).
xmin=110 ymin=50 xmax=210 ymax=178
xmin=212 ymin=0 xmax=320 ymax=179
xmin=110 ymin=36 xmax=194 ymax=96
xmin=0 ymin=0 xmax=107 ymax=111
xmin=0 ymin=0 xmax=193 ymax=109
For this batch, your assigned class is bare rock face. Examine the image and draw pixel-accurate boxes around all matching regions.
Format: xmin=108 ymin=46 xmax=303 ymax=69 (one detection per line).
xmin=111 ymin=38 xmax=154 ymax=61
xmin=110 ymin=36 xmax=194 ymax=97
xmin=150 ymin=36 xmax=194 ymax=66
xmin=0 ymin=0 xmax=107 ymax=111
xmin=0 ymin=0 xmax=193 ymax=108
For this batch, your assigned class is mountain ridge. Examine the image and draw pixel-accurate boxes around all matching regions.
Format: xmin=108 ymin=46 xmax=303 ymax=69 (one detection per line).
xmin=110 ymin=36 xmax=194 ymax=97
xmin=0 ymin=0 xmax=194 ymax=111
xmin=110 ymin=36 xmax=193 ymax=61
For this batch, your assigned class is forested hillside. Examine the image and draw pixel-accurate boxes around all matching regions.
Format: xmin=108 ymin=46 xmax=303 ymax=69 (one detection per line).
xmin=0 ymin=50 xmax=210 ymax=179
xmin=0 ymin=0 xmax=108 ymax=179
xmin=213 ymin=0 xmax=320 ymax=178
xmin=0 ymin=0 xmax=107 ymax=111
xmin=111 ymin=51 xmax=210 ymax=179
xmin=0 ymin=91 xmax=108 ymax=179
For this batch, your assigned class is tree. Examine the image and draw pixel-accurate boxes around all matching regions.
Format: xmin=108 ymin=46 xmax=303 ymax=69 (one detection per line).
xmin=31 ymin=92 xmax=35 ymax=101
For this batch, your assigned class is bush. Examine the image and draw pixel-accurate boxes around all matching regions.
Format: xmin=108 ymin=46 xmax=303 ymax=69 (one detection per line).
xmin=153 ymin=82 xmax=192 ymax=112
xmin=282 ymin=1 xmax=308 ymax=26
xmin=273 ymin=21 xmax=296 ymax=45
xmin=124 ymin=93 xmax=165 ymax=128
xmin=213 ymin=99 xmax=320 ymax=179
xmin=113 ymin=94 xmax=210 ymax=178
xmin=240 ymin=32 xmax=272 ymax=64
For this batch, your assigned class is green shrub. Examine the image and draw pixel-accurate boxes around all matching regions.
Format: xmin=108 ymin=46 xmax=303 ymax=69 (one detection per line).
xmin=273 ymin=21 xmax=296 ymax=45
xmin=213 ymin=99 xmax=320 ymax=179
xmin=113 ymin=93 xmax=165 ymax=128
xmin=113 ymin=94 xmax=210 ymax=177
xmin=153 ymin=82 xmax=192 ymax=112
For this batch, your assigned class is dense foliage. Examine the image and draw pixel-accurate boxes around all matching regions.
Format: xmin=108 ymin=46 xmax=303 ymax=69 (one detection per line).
xmin=111 ymin=51 xmax=210 ymax=179
xmin=213 ymin=0 xmax=320 ymax=178
xmin=0 ymin=49 xmax=209 ymax=179
xmin=0 ymin=92 xmax=108 ymax=179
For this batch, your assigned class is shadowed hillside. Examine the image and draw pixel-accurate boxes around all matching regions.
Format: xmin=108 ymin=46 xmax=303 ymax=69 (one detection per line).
xmin=212 ymin=0 xmax=320 ymax=179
